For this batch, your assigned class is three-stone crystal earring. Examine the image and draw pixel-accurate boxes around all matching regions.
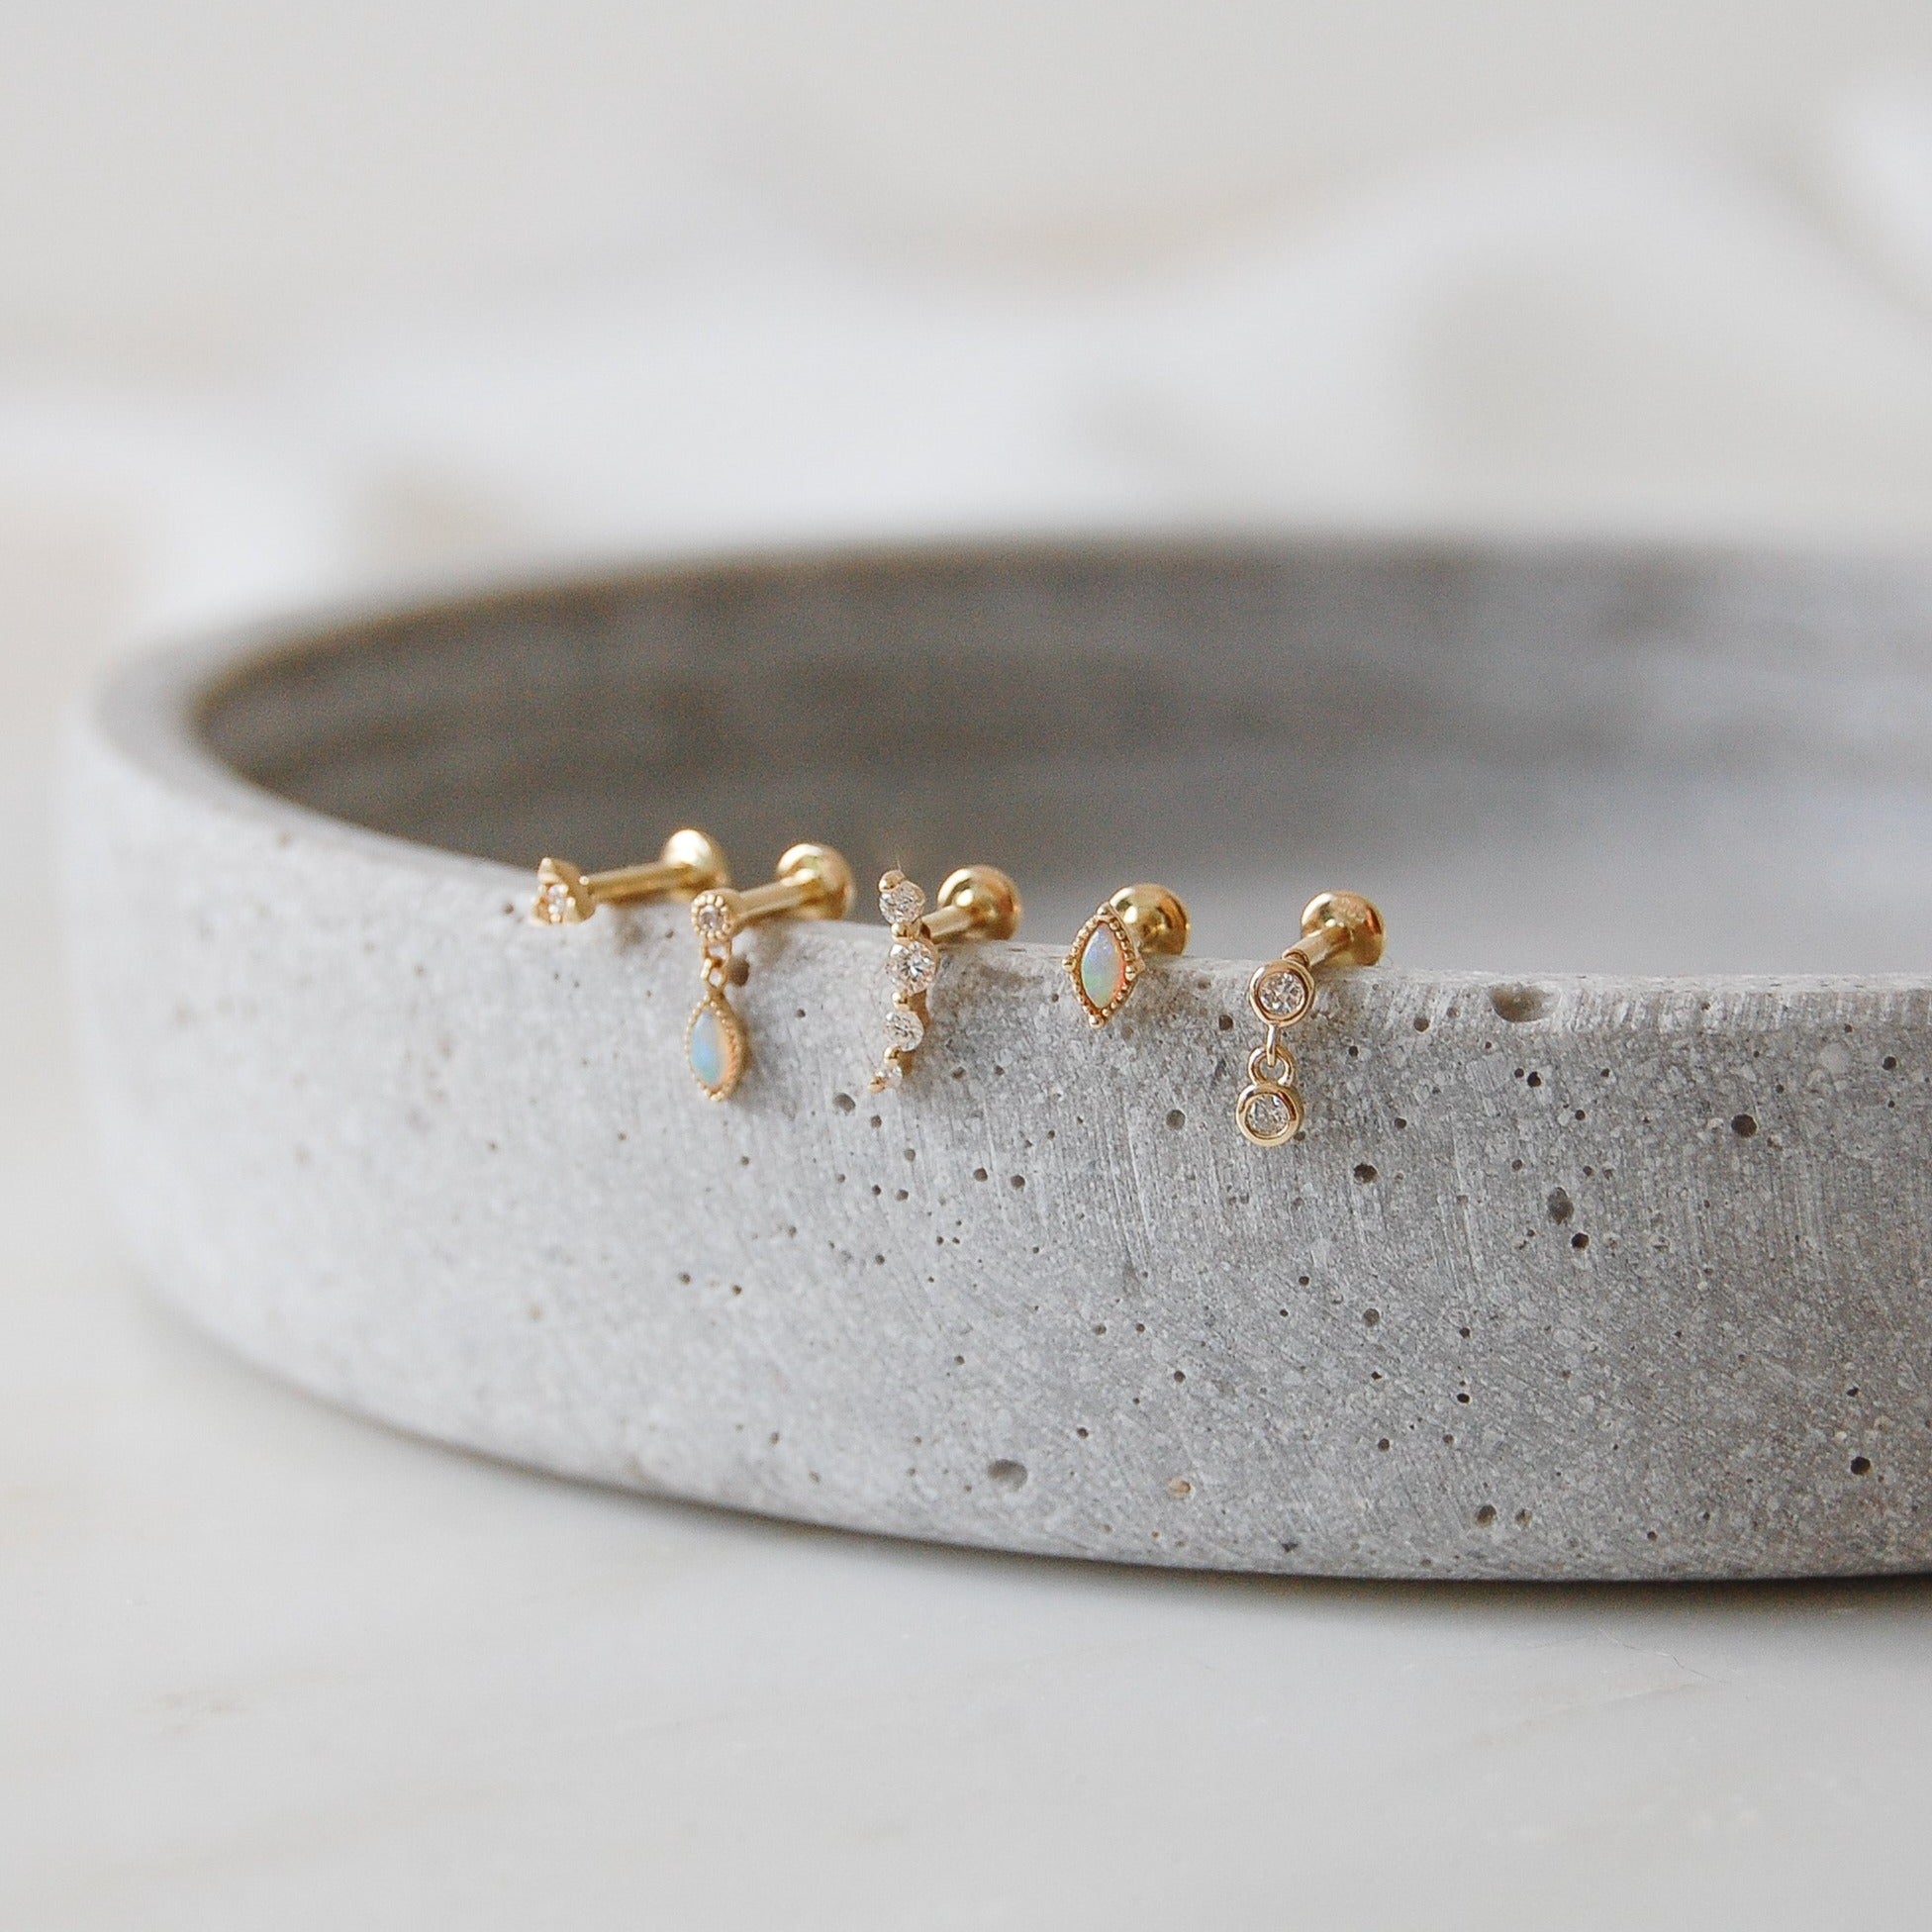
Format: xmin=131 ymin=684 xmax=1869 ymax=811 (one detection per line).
xmin=871 ymin=865 xmax=1022 ymax=1089
xmin=685 ymin=843 xmax=855 ymax=1100
xmin=1065 ymin=884 xmax=1190 ymax=1025
xmin=531 ymin=828 xmax=730 ymax=924
xmin=1236 ymin=890 xmax=1386 ymax=1146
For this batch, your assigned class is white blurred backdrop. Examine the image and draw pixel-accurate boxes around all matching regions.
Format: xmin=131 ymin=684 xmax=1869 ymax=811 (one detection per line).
xmin=6 ymin=0 xmax=1932 ymax=760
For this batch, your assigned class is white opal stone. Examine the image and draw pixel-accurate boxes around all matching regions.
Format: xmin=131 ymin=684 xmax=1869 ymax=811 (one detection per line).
xmin=1078 ymin=920 xmax=1126 ymax=1014
xmin=687 ymin=1001 xmax=736 ymax=1095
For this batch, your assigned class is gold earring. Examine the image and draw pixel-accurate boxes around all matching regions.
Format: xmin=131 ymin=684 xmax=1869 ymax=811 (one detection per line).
xmin=686 ymin=843 xmax=854 ymax=1100
xmin=531 ymin=828 xmax=729 ymax=924
xmin=1065 ymin=883 xmax=1190 ymax=1026
xmin=1237 ymin=890 xmax=1386 ymax=1146
xmin=871 ymin=865 xmax=1022 ymax=1089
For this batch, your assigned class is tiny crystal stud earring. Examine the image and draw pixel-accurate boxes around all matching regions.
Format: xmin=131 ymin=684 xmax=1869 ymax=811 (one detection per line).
xmin=1065 ymin=884 xmax=1190 ymax=1025
xmin=685 ymin=843 xmax=855 ymax=1101
xmin=531 ymin=828 xmax=730 ymax=924
xmin=871 ymin=865 xmax=1022 ymax=1089
xmin=1236 ymin=890 xmax=1387 ymax=1146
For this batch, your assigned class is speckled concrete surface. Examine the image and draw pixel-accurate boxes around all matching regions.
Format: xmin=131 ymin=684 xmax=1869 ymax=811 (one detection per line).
xmin=64 ymin=536 xmax=1932 ymax=1577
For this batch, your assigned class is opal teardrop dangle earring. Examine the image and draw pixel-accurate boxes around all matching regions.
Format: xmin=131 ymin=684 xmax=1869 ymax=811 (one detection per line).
xmin=1236 ymin=890 xmax=1386 ymax=1146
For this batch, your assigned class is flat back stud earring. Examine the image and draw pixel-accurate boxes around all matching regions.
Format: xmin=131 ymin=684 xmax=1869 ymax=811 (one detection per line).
xmin=531 ymin=827 xmax=730 ymax=923
xmin=1237 ymin=889 xmax=1386 ymax=1146
xmin=1066 ymin=883 xmax=1190 ymax=1025
xmin=686 ymin=842 xmax=855 ymax=1100
xmin=871 ymin=864 xmax=1022 ymax=1089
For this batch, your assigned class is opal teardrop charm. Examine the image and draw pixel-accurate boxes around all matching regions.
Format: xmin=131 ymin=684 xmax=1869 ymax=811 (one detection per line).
xmin=686 ymin=986 xmax=747 ymax=1100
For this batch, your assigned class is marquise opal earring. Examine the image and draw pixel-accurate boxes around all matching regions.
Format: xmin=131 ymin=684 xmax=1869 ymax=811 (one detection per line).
xmin=530 ymin=828 xmax=729 ymax=923
xmin=686 ymin=844 xmax=854 ymax=1101
xmin=871 ymin=865 xmax=1022 ymax=1089
xmin=1236 ymin=890 xmax=1386 ymax=1146
xmin=1065 ymin=884 xmax=1190 ymax=1025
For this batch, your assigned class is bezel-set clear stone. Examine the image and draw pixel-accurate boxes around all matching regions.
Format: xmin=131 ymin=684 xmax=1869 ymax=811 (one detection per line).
xmin=1252 ymin=963 xmax=1310 ymax=1023
xmin=1242 ymin=1088 xmax=1294 ymax=1140
xmin=879 ymin=875 xmax=926 ymax=925
xmin=691 ymin=892 xmax=734 ymax=941
xmin=887 ymin=935 xmax=940 ymax=994
xmin=883 ymin=1005 xmax=925 ymax=1053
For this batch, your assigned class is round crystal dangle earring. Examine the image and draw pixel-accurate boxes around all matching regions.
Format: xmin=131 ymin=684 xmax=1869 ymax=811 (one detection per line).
xmin=1236 ymin=891 xmax=1386 ymax=1146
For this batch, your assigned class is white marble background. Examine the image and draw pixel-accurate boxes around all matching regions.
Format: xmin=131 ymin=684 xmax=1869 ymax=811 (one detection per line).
xmin=10 ymin=4 xmax=1932 ymax=1924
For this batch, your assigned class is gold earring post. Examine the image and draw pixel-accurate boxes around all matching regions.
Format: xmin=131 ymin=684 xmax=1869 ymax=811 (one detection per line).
xmin=924 ymin=866 xmax=1023 ymax=945
xmin=1290 ymin=891 xmax=1385 ymax=972
xmin=709 ymin=842 xmax=856 ymax=933
xmin=532 ymin=827 xmax=729 ymax=924
xmin=1108 ymin=883 xmax=1190 ymax=959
